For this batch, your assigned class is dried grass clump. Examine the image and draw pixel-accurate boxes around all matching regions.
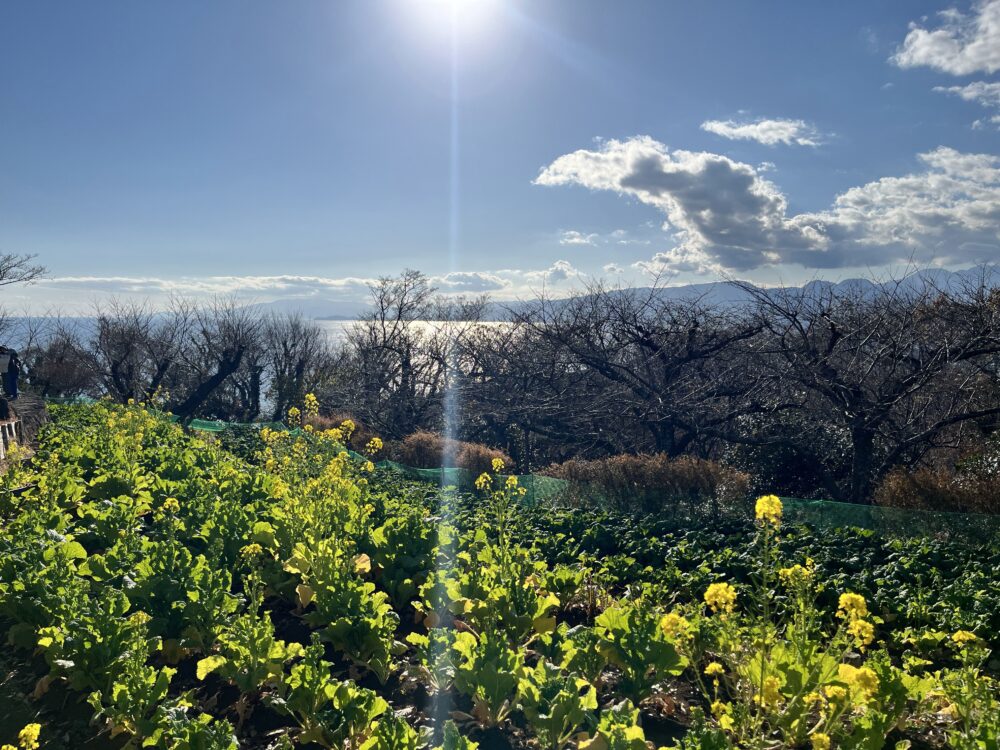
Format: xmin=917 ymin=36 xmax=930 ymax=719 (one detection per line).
xmin=874 ymin=467 xmax=1000 ymax=515
xmin=392 ymin=430 xmax=511 ymax=476
xmin=543 ymin=453 xmax=751 ymax=516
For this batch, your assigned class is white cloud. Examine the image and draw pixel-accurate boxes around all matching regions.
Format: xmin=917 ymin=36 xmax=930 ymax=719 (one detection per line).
xmin=558 ymin=228 xmax=649 ymax=246
xmin=935 ymin=80 xmax=1000 ymax=107
xmin=38 ymin=274 xmax=375 ymax=297
xmin=12 ymin=266 xmax=586 ymax=315
xmin=529 ymin=259 xmax=580 ymax=284
xmin=559 ymin=230 xmax=598 ymax=245
xmin=432 ymin=271 xmax=509 ymax=292
xmin=893 ymin=0 xmax=1000 ymax=74
xmin=602 ymin=263 xmax=624 ymax=274
xmin=535 ymin=136 xmax=1000 ymax=273
xmin=700 ymin=117 xmax=824 ymax=146
xmin=935 ymin=81 xmax=1000 ymax=128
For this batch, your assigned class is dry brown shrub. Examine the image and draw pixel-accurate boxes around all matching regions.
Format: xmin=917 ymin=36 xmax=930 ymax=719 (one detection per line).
xmin=873 ymin=467 xmax=1000 ymax=515
xmin=542 ymin=453 xmax=751 ymax=516
xmin=392 ymin=430 xmax=511 ymax=475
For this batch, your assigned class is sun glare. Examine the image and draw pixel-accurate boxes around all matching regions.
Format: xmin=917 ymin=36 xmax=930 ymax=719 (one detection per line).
xmin=406 ymin=0 xmax=498 ymax=41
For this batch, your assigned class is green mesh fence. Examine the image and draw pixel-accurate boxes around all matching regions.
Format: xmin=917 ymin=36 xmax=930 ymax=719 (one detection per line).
xmin=42 ymin=399 xmax=1000 ymax=544
xmin=780 ymin=497 xmax=1000 ymax=545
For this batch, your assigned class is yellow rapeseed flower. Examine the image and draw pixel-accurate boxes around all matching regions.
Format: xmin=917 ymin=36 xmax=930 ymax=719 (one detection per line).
xmin=952 ymin=630 xmax=978 ymax=646
xmin=365 ymin=437 xmax=384 ymax=455
xmin=810 ymin=733 xmax=831 ymax=750
xmin=759 ymin=676 xmax=781 ymax=708
xmin=779 ymin=563 xmax=813 ymax=586
xmin=704 ymin=662 xmax=725 ymax=677
xmin=340 ymin=419 xmax=356 ymax=437
xmin=162 ymin=497 xmax=180 ymax=513
xmin=838 ymin=664 xmax=879 ymax=698
xmin=704 ymin=582 xmax=737 ymax=614
xmin=303 ymin=392 xmax=319 ymax=417
xmin=491 ymin=457 xmax=505 ymax=473
xmin=505 ymin=475 xmax=519 ymax=489
xmin=803 ymin=691 xmax=825 ymax=708
xmin=660 ymin=612 xmax=690 ymax=639
xmin=475 ymin=472 xmax=491 ymax=491
xmin=824 ymin=684 xmax=847 ymax=702
xmin=2 ymin=743 xmax=15 ymax=750
xmin=837 ymin=592 xmax=868 ymax=621
xmin=17 ymin=724 xmax=41 ymax=750
xmin=363 ymin=461 xmax=375 ymax=473
xmin=848 ymin=618 xmax=876 ymax=648
xmin=287 ymin=406 xmax=302 ymax=426
xmin=240 ymin=543 xmax=263 ymax=558
xmin=754 ymin=494 xmax=783 ymax=524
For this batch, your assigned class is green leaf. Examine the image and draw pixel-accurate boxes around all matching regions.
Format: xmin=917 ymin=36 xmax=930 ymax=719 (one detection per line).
xmin=196 ymin=655 xmax=228 ymax=680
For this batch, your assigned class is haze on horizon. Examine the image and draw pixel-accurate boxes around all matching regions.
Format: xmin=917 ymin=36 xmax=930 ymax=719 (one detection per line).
xmin=1 ymin=0 xmax=999 ymax=315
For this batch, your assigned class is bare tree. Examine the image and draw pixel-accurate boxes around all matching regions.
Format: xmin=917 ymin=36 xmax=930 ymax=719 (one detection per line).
xmin=0 ymin=253 xmax=45 ymax=287
xmin=739 ymin=273 xmax=1000 ymax=503
xmin=265 ymin=312 xmax=336 ymax=421
xmin=518 ymin=280 xmax=770 ymax=457
xmin=169 ymin=299 xmax=264 ymax=421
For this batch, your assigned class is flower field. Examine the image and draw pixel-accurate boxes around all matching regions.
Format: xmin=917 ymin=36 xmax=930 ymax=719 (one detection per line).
xmin=0 ymin=402 xmax=998 ymax=749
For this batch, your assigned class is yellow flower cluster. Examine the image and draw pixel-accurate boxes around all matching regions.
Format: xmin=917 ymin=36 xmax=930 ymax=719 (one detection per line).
xmin=704 ymin=582 xmax=737 ymax=614
xmin=848 ymin=618 xmax=876 ymax=648
xmin=475 ymin=472 xmax=492 ymax=491
xmin=704 ymin=662 xmax=725 ymax=677
xmin=6 ymin=724 xmax=41 ymax=750
xmin=757 ymin=675 xmax=781 ymax=708
xmin=823 ymin=684 xmax=847 ymax=703
xmin=287 ymin=406 xmax=302 ymax=427
xmin=838 ymin=663 xmax=879 ymax=698
xmin=660 ymin=612 xmax=691 ymax=639
xmin=836 ymin=592 xmax=875 ymax=648
xmin=303 ymin=392 xmax=319 ymax=417
xmin=340 ymin=419 xmax=356 ymax=438
xmin=836 ymin=592 xmax=868 ymax=620
xmin=491 ymin=457 xmax=505 ymax=473
xmin=754 ymin=494 xmax=783 ymax=525
xmin=240 ymin=543 xmax=263 ymax=558
xmin=161 ymin=497 xmax=180 ymax=514
xmin=365 ymin=437 xmax=384 ymax=455
xmin=811 ymin=733 xmax=831 ymax=750
xmin=778 ymin=559 xmax=814 ymax=587
xmin=951 ymin=630 xmax=978 ymax=646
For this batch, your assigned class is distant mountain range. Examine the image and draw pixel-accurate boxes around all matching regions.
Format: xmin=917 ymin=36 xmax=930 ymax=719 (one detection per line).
xmin=260 ymin=265 xmax=1000 ymax=321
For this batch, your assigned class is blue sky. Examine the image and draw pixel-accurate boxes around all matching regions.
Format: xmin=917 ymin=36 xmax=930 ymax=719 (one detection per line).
xmin=2 ymin=0 xmax=999 ymax=312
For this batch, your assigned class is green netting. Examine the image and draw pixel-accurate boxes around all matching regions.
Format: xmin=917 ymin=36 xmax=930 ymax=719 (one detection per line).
xmin=369 ymin=460 xmax=571 ymax=508
xmin=781 ymin=497 xmax=1000 ymax=545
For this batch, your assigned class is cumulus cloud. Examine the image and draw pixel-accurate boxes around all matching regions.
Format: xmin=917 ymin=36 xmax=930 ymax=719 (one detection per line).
xmin=935 ymin=81 xmax=1000 ymax=128
xmin=936 ymin=80 xmax=1000 ymax=107
xmin=535 ymin=136 xmax=1000 ymax=273
xmin=489 ymin=260 xmax=583 ymax=288
xmin=432 ymin=271 xmax=509 ymax=292
xmin=892 ymin=0 xmax=1000 ymax=74
xmin=559 ymin=230 xmax=598 ymax=245
xmin=700 ymin=118 xmax=824 ymax=146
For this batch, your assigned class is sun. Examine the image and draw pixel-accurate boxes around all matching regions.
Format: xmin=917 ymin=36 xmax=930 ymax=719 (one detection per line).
xmin=405 ymin=0 xmax=498 ymax=40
